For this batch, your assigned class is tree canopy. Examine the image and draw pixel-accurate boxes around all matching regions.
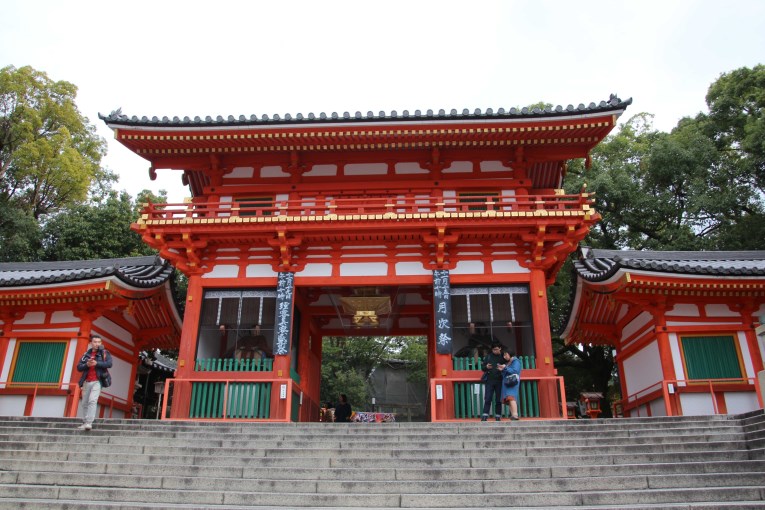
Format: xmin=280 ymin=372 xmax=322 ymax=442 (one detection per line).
xmin=320 ymin=335 xmax=427 ymax=410
xmin=550 ymin=64 xmax=765 ymax=408
xmin=0 ymin=65 xmax=111 ymax=219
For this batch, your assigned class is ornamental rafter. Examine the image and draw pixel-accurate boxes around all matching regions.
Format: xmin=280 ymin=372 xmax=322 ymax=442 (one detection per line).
xmin=422 ymin=224 xmax=458 ymax=269
xmin=267 ymin=228 xmax=304 ymax=272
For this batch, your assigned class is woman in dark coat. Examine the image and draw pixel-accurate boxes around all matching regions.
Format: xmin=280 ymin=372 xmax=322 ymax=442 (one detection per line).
xmin=334 ymin=394 xmax=352 ymax=422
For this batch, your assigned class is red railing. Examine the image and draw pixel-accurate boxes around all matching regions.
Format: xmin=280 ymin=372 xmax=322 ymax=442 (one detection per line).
xmin=618 ymin=377 xmax=763 ymax=417
xmin=429 ymin=374 xmax=568 ymax=421
xmin=139 ymin=193 xmax=594 ymax=223
xmin=160 ymin=376 xmax=320 ymax=422
xmin=0 ymin=383 xmax=129 ymax=418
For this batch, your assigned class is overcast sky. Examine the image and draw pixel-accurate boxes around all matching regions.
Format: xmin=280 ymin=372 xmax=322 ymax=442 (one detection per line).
xmin=2 ymin=0 xmax=764 ymax=203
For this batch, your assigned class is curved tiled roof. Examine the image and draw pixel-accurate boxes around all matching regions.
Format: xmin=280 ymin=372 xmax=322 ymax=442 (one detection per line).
xmin=99 ymin=95 xmax=632 ymax=128
xmin=0 ymin=256 xmax=174 ymax=289
xmin=574 ymin=248 xmax=765 ymax=282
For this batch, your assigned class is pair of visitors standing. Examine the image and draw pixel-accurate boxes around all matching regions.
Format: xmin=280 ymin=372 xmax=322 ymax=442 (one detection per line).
xmin=76 ymin=335 xmax=113 ymax=430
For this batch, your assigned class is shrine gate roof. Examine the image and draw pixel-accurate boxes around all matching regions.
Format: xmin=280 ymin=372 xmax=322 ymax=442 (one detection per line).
xmin=99 ymin=96 xmax=632 ymax=128
xmin=0 ymin=256 xmax=174 ymax=289
xmin=561 ymin=247 xmax=765 ymax=346
xmin=575 ymin=248 xmax=765 ymax=282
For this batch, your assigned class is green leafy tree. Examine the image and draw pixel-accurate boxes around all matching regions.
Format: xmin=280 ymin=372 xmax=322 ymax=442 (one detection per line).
xmin=0 ymin=202 xmax=42 ymax=261
xmin=42 ymin=190 xmax=164 ymax=261
xmin=704 ymin=65 xmax=765 ymax=189
xmin=320 ymin=335 xmax=427 ymax=408
xmin=0 ymin=65 xmax=111 ymax=219
xmin=551 ymin=65 xmax=765 ymax=408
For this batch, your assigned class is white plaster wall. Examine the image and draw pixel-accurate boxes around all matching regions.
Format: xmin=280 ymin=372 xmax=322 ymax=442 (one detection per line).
xmin=500 ymin=189 xmax=516 ymax=211
xmin=666 ymin=304 xmax=700 ymax=317
xmin=303 ymin=164 xmax=337 ymax=177
xmin=668 ymin=333 xmax=686 ymax=382
xmin=737 ymin=331 xmax=755 ymax=379
xmin=203 ymin=265 xmax=239 ymax=278
xmin=339 ymin=262 xmax=387 ymax=277
xmin=395 ymin=162 xmax=427 ymax=174
xmin=16 ymin=312 xmax=45 ymax=325
xmin=442 ymin=161 xmax=472 ymax=173
xmin=0 ymin=395 xmax=26 ymax=416
xmin=345 ymin=163 xmax=387 ymax=175
xmin=30 ymin=395 xmax=66 ymax=417
xmin=622 ymin=311 xmax=652 ymax=342
xmin=107 ymin=357 xmax=132 ymax=401
xmin=0 ymin=339 xmax=16 ymax=387
xmin=631 ymin=403 xmax=650 ymax=417
xmin=449 ymin=261 xmax=485 ymax=275
xmin=491 ymin=260 xmax=528 ymax=274
xmin=261 ymin=166 xmax=289 ymax=178
xmin=224 ymin=167 xmax=254 ymax=178
xmin=395 ymin=262 xmax=430 ymax=276
xmin=705 ymin=304 xmax=740 ymax=317
xmin=725 ymin=392 xmax=759 ymax=414
xmin=623 ymin=341 xmax=663 ymax=396
xmin=480 ymin=160 xmax=512 ymax=172
xmin=92 ymin=317 xmax=131 ymax=346
xmin=299 ymin=263 xmax=333 ymax=277
xmin=649 ymin=399 xmax=667 ymax=417
xmin=50 ymin=311 xmax=77 ymax=323
xmin=246 ymin=264 xmax=278 ymax=277
xmin=616 ymin=304 xmax=628 ymax=322
xmin=679 ymin=393 xmax=715 ymax=415
xmin=62 ymin=338 xmax=78 ymax=385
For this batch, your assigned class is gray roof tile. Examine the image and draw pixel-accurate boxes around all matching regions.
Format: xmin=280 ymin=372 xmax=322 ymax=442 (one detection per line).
xmin=100 ymin=95 xmax=632 ymax=128
xmin=574 ymin=248 xmax=765 ymax=282
xmin=0 ymin=256 xmax=174 ymax=289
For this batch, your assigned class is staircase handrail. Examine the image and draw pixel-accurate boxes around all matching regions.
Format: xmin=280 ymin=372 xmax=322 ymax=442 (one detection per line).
xmin=618 ymin=376 xmax=763 ymax=416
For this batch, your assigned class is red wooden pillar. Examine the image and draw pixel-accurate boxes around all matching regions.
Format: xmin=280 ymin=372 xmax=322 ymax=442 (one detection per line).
xmin=171 ymin=274 xmax=204 ymax=419
xmin=529 ymin=268 xmax=558 ymax=418
xmin=650 ymin=307 xmax=677 ymax=416
xmin=295 ymin=310 xmax=315 ymax=421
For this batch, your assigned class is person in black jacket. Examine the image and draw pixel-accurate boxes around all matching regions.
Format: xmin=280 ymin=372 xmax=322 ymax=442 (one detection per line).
xmin=481 ymin=342 xmax=506 ymax=421
xmin=76 ymin=335 xmax=113 ymax=430
xmin=334 ymin=394 xmax=352 ymax=423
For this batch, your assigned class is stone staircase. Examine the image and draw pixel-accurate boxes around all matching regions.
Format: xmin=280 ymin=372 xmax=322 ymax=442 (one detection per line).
xmin=0 ymin=411 xmax=763 ymax=509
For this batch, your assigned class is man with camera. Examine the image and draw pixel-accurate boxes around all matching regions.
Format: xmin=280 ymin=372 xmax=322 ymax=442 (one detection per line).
xmin=76 ymin=334 xmax=113 ymax=430
xmin=480 ymin=342 xmax=506 ymax=421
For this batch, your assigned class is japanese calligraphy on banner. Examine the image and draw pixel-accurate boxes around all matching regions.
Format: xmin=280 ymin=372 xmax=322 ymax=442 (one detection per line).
xmin=433 ymin=269 xmax=452 ymax=354
xmin=273 ymin=272 xmax=295 ymax=356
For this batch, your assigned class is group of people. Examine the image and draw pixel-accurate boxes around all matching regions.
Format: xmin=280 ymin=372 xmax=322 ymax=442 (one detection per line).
xmin=481 ymin=342 xmax=522 ymax=421
xmin=74 ymin=336 xmax=521 ymax=430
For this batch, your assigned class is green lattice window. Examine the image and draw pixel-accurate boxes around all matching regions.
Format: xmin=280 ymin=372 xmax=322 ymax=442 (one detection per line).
xmin=11 ymin=341 xmax=67 ymax=384
xmin=681 ymin=335 xmax=743 ymax=380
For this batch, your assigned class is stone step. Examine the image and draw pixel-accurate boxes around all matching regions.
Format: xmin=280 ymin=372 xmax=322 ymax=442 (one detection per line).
xmin=2 ymin=501 xmax=765 ymax=510
xmin=1 ymin=483 xmax=764 ymax=508
xmin=8 ymin=457 xmax=765 ymax=483
xmin=0 ymin=438 xmax=750 ymax=459
xmin=0 ymin=412 xmax=761 ymax=509
xmin=3 ymin=457 xmax=763 ymax=481
xmin=0 ymin=417 xmax=744 ymax=435
xmin=3 ymin=469 xmax=765 ymax=494
xmin=0 ymin=429 xmax=748 ymax=451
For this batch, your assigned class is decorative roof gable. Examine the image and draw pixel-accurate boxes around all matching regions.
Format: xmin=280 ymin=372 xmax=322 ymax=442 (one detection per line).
xmin=0 ymin=256 xmax=174 ymax=289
